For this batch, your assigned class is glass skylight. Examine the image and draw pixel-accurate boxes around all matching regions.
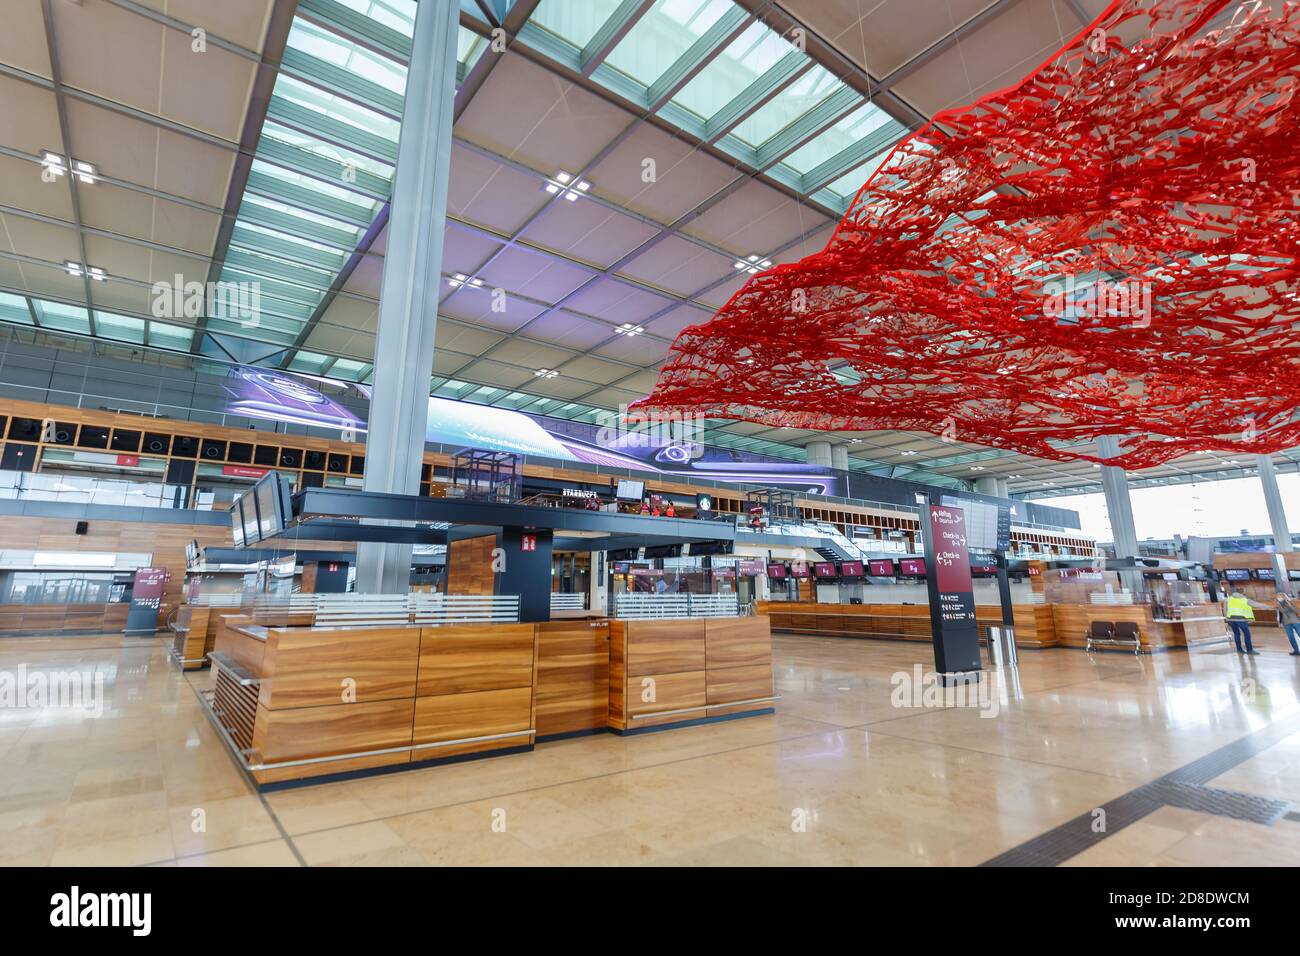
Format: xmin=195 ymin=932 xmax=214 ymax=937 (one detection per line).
xmin=604 ymin=0 xmax=732 ymax=87
xmin=529 ymin=0 xmax=627 ymax=48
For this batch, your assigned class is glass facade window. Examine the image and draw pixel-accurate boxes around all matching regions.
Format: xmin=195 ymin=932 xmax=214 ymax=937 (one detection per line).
xmin=604 ymin=0 xmax=733 ymax=87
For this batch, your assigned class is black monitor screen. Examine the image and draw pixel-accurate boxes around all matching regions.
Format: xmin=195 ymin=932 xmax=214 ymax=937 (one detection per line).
xmin=813 ymin=562 xmax=837 ymax=578
xmin=1256 ymin=567 xmax=1275 ymax=580
xmin=255 ymin=476 xmax=281 ymax=541
xmin=1223 ymin=568 xmax=1251 ymax=581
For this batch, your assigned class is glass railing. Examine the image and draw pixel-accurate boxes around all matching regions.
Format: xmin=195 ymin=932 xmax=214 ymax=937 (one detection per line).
xmin=0 ymin=470 xmax=192 ymax=509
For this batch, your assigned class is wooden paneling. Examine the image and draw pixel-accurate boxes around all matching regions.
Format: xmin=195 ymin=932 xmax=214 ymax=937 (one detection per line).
xmin=759 ymin=601 xmax=1056 ymax=647
xmin=705 ymin=616 xmax=771 ymax=668
xmin=447 ymin=534 xmax=496 ymax=596
xmin=626 ymin=670 xmax=706 ymax=717
xmin=213 ymin=616 xmax=267 ymax=675
xmin=625 ymin=618 xmax=706 ymax=676
xmin=415 ymin=623 xmax=535 ymax=696
xmin=412 ymin=686 xmax=532 ymax=745
xmin=608 ymin=619 xmax=627 ymax=730
xmin=252 ymin=698 xmax=415 ymax=764
xmin=258 ymin=626 xmax=421 ymax=709
xmin=535 ymin=619 xmax=609 ymax=736
xmin=706 ymin=664 xmax=774 ymax=705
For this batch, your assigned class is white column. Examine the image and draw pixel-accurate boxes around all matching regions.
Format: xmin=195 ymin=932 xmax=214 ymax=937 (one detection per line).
xmin=973 ymin=476 xmax=999 ymax=495
xmin=831 ymin=444 xmax=850 ymax=471
xmin=1257 ymin=454 xmax=1293 ymax=553
xmin=805 ymin=440 xmax=832 ymax=468
xmin=355 ymin=0 xmax=460 ymax=593
xmin=1097 ymin=435 xmax=1143 ymax=595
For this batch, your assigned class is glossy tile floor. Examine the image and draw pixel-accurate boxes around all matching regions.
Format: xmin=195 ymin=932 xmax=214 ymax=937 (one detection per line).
xmin=3 ymin=628 xmax=1300 ymax=866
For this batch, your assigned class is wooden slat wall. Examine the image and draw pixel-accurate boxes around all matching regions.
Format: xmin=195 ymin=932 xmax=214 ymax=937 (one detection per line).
xmin=446 ymin=535 xmax=496 ymax=595
xmin=759 ymin=600 xmax=1056 ymax=647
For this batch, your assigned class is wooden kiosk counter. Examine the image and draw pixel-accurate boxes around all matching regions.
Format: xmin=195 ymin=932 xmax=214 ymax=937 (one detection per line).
xmin=206 ymin=613 xmax=775 ymax=787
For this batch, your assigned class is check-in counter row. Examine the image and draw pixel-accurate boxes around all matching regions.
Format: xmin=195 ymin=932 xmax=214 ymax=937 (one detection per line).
xmin=207 ymin=614 xmax=774 ymax=787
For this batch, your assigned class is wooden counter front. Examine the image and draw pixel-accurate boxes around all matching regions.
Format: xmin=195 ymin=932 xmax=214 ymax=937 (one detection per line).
xmin=0 ymin=602 xmax=130 ymax=636
xmin=534 ymin=619 xmax=609 ymax=738
xmin=758 ymin=601 xmax=1057 ymax=647
xmin=211 ymin=618 xmax=540 ymax=784
xmin=608 ymin=616 xmax=774 ymax=732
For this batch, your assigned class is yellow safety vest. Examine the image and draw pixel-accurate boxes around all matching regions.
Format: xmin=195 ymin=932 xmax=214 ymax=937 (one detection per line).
xmin=1225 ymin=594 xmax=1255 ymax=621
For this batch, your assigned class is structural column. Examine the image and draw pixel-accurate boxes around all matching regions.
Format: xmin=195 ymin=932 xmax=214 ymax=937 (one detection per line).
xmin=1097 ymin=435 xmax=1144 ymax=595
xmin=831 ymin=444 xmax=850 ymax=472
xmin=356 ymin=0 xmax=460 ymax=593
xmin=973 ymin=476 xmax=999 ymax=496
xmin=804 ymin=440 xmax=832 ymax=469
xmin=1256 ymin=454 xmax=1293 ymax=553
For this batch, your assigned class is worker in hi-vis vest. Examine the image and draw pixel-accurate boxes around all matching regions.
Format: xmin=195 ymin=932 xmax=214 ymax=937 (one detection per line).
xmin=1224 ymin=588 xmax=1267 ymax=655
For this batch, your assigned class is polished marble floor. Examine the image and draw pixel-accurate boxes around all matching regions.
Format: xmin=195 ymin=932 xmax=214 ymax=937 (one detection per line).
xmin=3 ymin=628 xmax=1300 ymax=866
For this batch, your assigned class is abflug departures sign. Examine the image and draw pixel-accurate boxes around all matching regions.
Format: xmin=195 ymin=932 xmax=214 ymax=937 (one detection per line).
xmin=923 ymin=505 xmax=982 ymax=676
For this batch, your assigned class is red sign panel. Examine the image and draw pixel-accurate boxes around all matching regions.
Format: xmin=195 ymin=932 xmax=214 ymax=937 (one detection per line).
xmin=868 ymin=559 xmax=895 ymax=576
xmin=520 ymin=534 xmax=536 ymax=552
xmin=898 ymin=558 xmax=926 ymax=576
xmin=223 ymin=465 xmax=269 ymax=479
xmin=116 ymin=455 xmax=140 ymax=467
xmin=928 ymin=506 xmax=974 ymax=593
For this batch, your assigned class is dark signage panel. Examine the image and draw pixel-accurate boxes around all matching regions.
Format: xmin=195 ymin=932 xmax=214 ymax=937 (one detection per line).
xmin=813 ymin=562 xmax=837 ymax=578
xmin=921 ymin=505 xmax=982 ymax=676
xmin=868 ymin=559 xmax=895 ymax=576
xmin=840 ymin=560 xmax=864 ymax=577
xmin=766 ymin=563 xmax=786 ymax=579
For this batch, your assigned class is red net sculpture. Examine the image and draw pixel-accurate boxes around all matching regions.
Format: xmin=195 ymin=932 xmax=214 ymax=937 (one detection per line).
xmin=632 ymin=0 xmax=1300 ymax=470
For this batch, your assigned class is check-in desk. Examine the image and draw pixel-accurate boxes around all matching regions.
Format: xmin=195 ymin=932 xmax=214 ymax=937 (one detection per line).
xmin=608 ymin=616 xmax=775 ymax=732
xmin=206 ymin=613 xmax=776 ymax=788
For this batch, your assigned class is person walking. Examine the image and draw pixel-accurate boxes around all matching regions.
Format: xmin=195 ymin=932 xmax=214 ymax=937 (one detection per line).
xmin=1224 ymin=587 xmax=1263 ymax=655
xmin=1277 ymin=593 xmax=1300 ymax=656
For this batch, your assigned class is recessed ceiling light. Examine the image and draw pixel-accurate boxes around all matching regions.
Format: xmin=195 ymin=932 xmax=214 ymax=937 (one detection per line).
xmin=65 ymin=260 xmax=104 ymax=280
xmin=900 ymin=450 xmax=916 ymax=456
xmin=614 ymin=323 xmax=643 ymax=336
xmin=733 ymin=255 xmax=773 ymax=275
xmin=73 ymin=160 xmax=97 ymax=184
xmin=447 ymin=273 xmax=466 ymax=287
xmin=971 ymin=465 xmax=985 ymax=471
xmin=533 ymin=368 xmax=558 ymax=378
xmin=545 ymin=170 xmax=590 ymax=201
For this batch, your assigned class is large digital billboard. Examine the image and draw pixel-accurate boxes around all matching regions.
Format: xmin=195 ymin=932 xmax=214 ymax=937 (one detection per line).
xmin=225 ymin=366 xmax=844 ymax=495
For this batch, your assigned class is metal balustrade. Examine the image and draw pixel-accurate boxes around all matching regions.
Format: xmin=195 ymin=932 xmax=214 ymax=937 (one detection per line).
xmin=314 ymin=593 xmax=411 ymax=626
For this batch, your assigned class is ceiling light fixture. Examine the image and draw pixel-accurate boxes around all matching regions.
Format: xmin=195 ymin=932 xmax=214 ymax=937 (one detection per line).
xmin=614 ymin=323 xmax=643 ymax=336
xmin=64 ymin=261 xmax=105 ymax=281
xmin=733 ymin=254 xmax=773 ymax=275
xmin=534 ymin=368 xmax=559 ymax=379
xmin=42 ymin=152 xmax=96 ymax=184
xmin=544 ymin=170 xmax=590 ymax=201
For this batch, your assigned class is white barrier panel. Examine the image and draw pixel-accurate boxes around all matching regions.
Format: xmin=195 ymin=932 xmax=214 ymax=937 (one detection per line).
xmin=614 ymin=593 xmax=738 ymax=619
xmin=190 ymin=593 xmax=242 ymax=608
xmin=411 ymin=594 xmax=520 ymax=624
xmin=550 ymin=593 xmax=586 ymax=611
xmin=314 ymin=593 xmax=410 ymax=626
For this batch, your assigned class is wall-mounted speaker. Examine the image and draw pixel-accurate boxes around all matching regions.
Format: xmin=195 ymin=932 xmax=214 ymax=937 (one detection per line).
xmin=279 ymin=448 xmax=302 ymax=468
xmin=200 ymin=439 xmax=227 ymax=460
xmin=49 ymin=422 xmax=76 ymax=445
xmin=327 ymin=453 xmax=347 ymax=473
xmin=75 ymin=521 xmax=88 ymax=536
xmin=304 ymin=450 xmax=325 ymax=471
xmin=172 ymin=435 xmax=199 ymax=457
xmin=9 ymin=418 xmax=41 ymax=441
xmin=142 ymin=432 xmax=171 ymax=455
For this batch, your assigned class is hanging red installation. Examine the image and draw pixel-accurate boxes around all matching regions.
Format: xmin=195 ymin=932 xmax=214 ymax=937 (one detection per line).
xmin=632 ymin=0 xmax=1300 ymax=470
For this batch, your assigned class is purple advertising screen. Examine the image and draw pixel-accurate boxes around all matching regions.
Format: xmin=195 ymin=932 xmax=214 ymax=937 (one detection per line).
xmin=225 ymin=367 xmax=843 ymax=496
xmin=766 ymin=563 xmax=786 ymax=579
xmin=813 ymin=562 xmax=837 ymax=578
xmin=840 ymin=560 xmax=864 ymax=577
xmin=868 ymin=559 xmax=896 ymax=576
xmin=789 ymin=563 xmax=811 ymax=578
xmin=928 ymin=506 xmax=974 ymax=593
xmin=899 ymin=558 xmax=927 ymax=576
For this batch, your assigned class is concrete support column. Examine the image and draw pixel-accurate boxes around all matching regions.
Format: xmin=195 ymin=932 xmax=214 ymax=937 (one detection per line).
xmin=1097 ymin=435 xmax=1144 ymax=596
xmin=355 ymin=0 xmax=459 ymax=593
xmin=831 ymin=444 xmax=850 ymax=472
xmin=973 ymin=476 xmax=999 ymax=496
xmin=805 ymin=440 xmax=832 ymax=469
xmin=1256 ymin=455 xmax=1293 ymax=553
xmin=589 ymin=551 xmax=608 ymax=616
xmin=995 ymin=478 xmax=1010 ymax=498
